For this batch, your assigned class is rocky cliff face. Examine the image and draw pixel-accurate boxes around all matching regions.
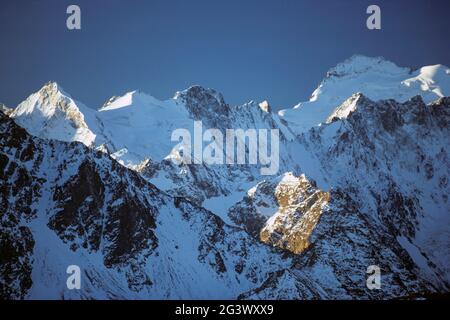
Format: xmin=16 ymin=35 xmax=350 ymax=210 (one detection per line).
xmin=228 ymin=173 xmax=330 ymax=254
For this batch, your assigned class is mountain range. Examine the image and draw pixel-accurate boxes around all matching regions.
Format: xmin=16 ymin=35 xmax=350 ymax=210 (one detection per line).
xmin=1 ymin=55 xmax=449 ymax=299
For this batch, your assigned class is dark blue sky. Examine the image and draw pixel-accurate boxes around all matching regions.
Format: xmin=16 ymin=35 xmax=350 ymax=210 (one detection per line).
xmin=1 ymin=0 xmax=449 ymax=110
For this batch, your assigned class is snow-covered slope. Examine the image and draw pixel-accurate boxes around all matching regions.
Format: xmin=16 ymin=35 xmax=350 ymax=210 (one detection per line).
xmin=279 ymin=55 xmax=450 ymax=134
xmin=96 ymin=89 xmax=194 ymax=166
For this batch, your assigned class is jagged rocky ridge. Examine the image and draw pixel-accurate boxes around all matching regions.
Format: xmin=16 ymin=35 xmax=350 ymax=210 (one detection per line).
xmin=229 ymin=173 xmax=330 ymax=254
xmin=1 ymin=56 xmax=449 ymax=299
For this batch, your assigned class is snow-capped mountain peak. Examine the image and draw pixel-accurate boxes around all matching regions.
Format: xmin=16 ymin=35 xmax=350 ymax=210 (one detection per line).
xmin=99 ymin=90 xmax=162 ymax=111
xmin=326 ymin=92 xmax=368 ymax=122
xmin=280 ymin=55 xmax=450 ymax=134
xmin=173 ymin=85 xmax=230 ymax=123
xmin=10 ymin=81 xmax=98 ymax=146
xmin=322 ymin=55 xmax=408 ymax=83
xmin=402 ymin=64 xmax=450 ymax=97
xmin=259 ymin=100 xmax=271 ymax=113
xmin=174 ymin=85 xmax=226 ymax=106
xmin=14 ymin=81 xmax=70 ymax=117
